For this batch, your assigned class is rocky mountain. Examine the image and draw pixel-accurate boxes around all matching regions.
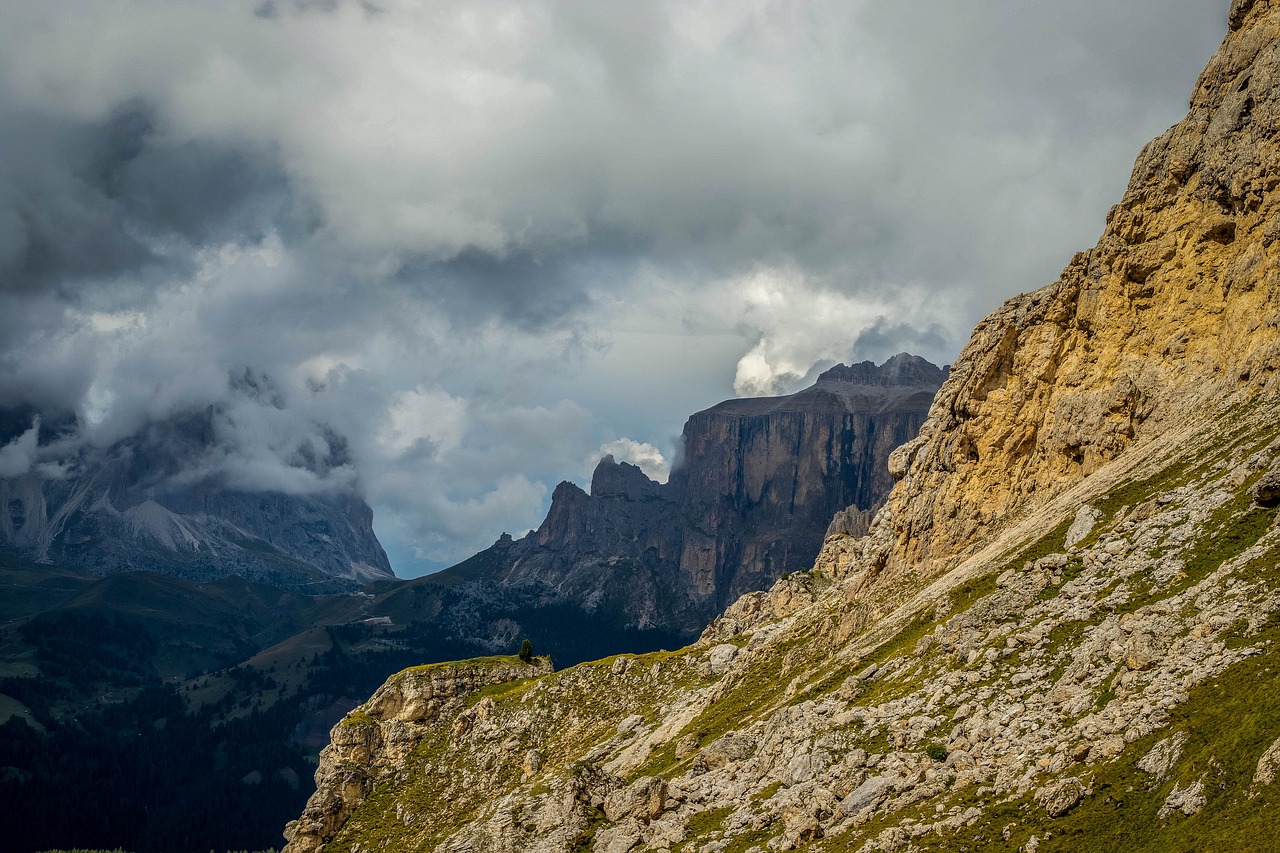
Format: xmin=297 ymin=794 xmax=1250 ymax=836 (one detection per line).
xmin=285 ymin=4 xmax=1280 ymax=852
xmin=436 ymin=353 xmax=944 ymax=636
xmin=0 ymin=356 xmax=937 ymax=853
xmin=0 ymin=409 xmax=392 ymax=589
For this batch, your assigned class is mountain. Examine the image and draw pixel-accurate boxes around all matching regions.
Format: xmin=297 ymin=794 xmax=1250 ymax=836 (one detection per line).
xmin=433 ymin=352 xmax=945 ymax=636
xmin=284 ymin=5 xmax=1280 ymax=852
xmin=0 ymin=355 xmax=940 ymax=853
xmin=0 ymin=409 xmax=392 ymax=589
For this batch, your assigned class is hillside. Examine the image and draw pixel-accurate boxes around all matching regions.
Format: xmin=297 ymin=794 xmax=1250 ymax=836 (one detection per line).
xmin=284 ymin=3 xmax=1280 ymax=852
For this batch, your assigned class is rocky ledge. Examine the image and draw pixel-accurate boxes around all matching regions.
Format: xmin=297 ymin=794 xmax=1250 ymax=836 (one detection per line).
xmin=283 ymin=655 xmax=553 ymax=853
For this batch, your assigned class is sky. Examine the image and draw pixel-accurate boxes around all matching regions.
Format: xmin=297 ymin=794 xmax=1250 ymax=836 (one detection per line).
xmin=0 ymin=0 xmax=1227 ymax=576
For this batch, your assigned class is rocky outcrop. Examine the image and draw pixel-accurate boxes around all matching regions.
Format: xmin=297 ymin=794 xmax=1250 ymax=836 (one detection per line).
xmin=0 ymin=411 xmax=392 ymax=588
xmin=442 ymin=354 xmax=943 ymax=635
xmin=290 ymin=383 xmax=1280 ymax=853
xmin=283 ymin=655 xmax=553 ymax=853
xmin=669 ymin=353 xmax=946 ymax=605
xmin=287 ymin=397 xmax=1280 ymax=852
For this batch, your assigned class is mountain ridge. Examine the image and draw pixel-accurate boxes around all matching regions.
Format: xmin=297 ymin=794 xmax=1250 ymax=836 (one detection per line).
xmin=0 ymin=409 xmax=392 ymax=589
xmin=437 ymin=353 xmax=945 ymax=635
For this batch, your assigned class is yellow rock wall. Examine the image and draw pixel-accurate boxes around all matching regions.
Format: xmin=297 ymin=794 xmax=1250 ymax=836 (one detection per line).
xmin=868 ymin=1 xmax=1280 ymax=581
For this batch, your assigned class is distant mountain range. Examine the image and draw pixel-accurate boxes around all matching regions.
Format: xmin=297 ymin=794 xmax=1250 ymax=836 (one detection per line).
xmin=0 ymin=408 xmax=392 ymax=590
xmin=0 ymin=353 xmax=943 ymax=853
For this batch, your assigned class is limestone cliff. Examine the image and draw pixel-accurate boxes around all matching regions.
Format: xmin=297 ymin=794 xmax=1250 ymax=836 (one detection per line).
xmin=870 ymin=0 xmax=1280 ymax=581
xmin=669 ymin=353 xmax=945 ymax=605
xmin=286 ymin=5 xmax=1280 ymax=852
xmin=437 ymin=353 xmax=943 ymax=637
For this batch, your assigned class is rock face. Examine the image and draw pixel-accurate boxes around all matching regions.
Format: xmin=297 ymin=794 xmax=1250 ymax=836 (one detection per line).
xmin=286 ymin=5 xmax=1280 ymax=852
xmin=868 ymin=0 xmax=1280 ymax=582
xmin=443 ymin=353 xmax=943 ymax=635
xmin=0 ymin=411 xmax=392 ymax=589
xmin=283 ymin=655 xmax=554 ymax=853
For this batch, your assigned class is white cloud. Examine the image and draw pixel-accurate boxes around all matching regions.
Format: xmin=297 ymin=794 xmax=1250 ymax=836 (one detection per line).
xmin=0 ymin=418 xmax=40 ymax=478
xmin=598 ymin=438 xmax=670 ymax=484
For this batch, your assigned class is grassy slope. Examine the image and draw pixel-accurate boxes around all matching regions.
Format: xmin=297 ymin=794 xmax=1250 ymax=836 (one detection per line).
xmin=324 ymin=397 xmax=1280 ymax=852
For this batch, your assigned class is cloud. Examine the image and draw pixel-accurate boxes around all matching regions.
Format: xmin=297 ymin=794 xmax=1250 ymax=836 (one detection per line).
xmin=597 ymin=438 xmax=670 ymax=484
xmin=0 ymin=0 xmax=1227 ymax=573
xmin=0 ymin=418 xmax=40 ymax=478
xmin=713 ymin=265 xmax=958 ymax=397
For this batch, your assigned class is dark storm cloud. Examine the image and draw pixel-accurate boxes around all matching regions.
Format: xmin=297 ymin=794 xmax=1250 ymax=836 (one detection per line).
xmin=0 ymin=0 xmax=1229 ymax=572
xmin=849 ymin=320 xmax=954 ymax=370
xmin=397 ymin=247 xmax=596 ymax=332
xmin=0 ymin=97 xmax=299 ymax=296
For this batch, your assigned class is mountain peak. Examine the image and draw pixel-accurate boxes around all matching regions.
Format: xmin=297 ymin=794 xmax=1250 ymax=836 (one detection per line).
xmin=816 ymin=353 xmax=949 ymax=388
xmin=589 ymin=455 xmax=662 ymax=500
xmin=286 ymin=6 xmax=1280 ymax=852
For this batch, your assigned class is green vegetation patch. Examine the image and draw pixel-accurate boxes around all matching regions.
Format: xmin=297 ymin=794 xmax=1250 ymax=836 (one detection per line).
xmin=885 ymin=619 xmax=1280 ymax=853
xmin=1183 ymin=495 xmax=1274 ymax=580
xmin=1121 ymin=491 xmax=1275 ymax=616
xmin=670 ymin=805 xmax=743 ymax=852
xmin=1094 ymin=458 xmax=1197 ymax=521
xmin=686 ymin=653 xmax=788 ymax=750
xmin=393 ymin=653 xmax=528 ymax=679
xmin=465 ymin=674 xmax=545 ymax=707
xmin=338 ymin=709 xmax=375 ymax=728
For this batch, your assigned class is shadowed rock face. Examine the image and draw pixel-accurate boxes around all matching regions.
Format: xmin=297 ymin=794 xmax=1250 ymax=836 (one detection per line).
xmin=0 ymin=410 xmax=392 ymax=590
xmin=439 ymin=353 xmax=945 ymax=634
xmin=670 ymin=354 xmax=946 ymax=605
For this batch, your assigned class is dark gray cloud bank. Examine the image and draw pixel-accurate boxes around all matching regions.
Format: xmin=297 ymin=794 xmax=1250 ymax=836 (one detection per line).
xmin=0 ymin=0 xmax=1226 ymax=574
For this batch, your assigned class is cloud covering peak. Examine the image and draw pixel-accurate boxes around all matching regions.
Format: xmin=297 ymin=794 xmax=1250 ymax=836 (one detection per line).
xmin=0 ymin=0 xmax=1226 ymax=573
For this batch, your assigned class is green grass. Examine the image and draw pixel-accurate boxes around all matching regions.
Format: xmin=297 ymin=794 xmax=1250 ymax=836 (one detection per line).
xmin=1094 ymin=459 xmax=1197 ymax=521
xmin=1183 ymin=497 xmax=1274 ymax=579
xmin=886 ymin=579 xmax=1280 ymax=853
xmin=1038 ymin=557 xmax=1087 ymax=602
xmin=754 ymin=780 xmax=783 ymax=801
xmin=671 ymin=806 xmax=734 ymax=852
xmin=631 ymin=738 xmax=681 ymax=779
xmin=1119 ymin=490 xmax=1275 ymax=616
xmin=684 ymin=653 xmax=788 ymax=751
xmin=1004 ymin=516 xmax=1075 ymax=571
xmin=338 ymin=709 xmax=375 ymax=728
xmin=394 ymin=653 xmax=529 ymax=677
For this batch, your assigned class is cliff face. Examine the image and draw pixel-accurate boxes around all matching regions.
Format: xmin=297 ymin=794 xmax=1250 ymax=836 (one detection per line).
xmin=284 ymin=655 xmax=554 ymax=853
xmin=0 ymin=411 xmax=392 ymax=589
xmin=288 ymin=5 xmax=1280 ymax=852
xmin=453 ymin=353 xmax=943 ymax=635
xmin=670 ymin=354 xmax=945 ymax=604
xmin=869 ymin=0 xmax=1280 ymax=582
